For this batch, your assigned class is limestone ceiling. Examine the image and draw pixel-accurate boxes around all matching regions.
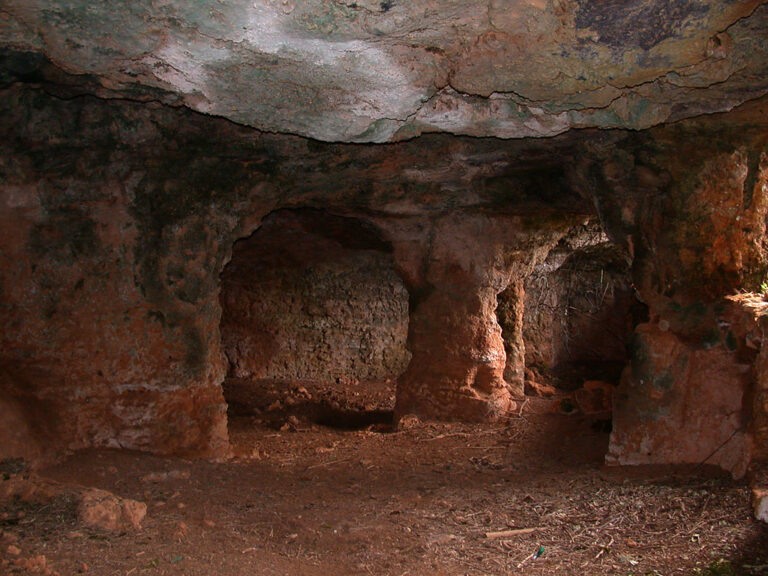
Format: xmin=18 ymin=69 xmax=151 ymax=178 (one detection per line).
xmin=1 ymin=0 xmax=767 ymax=142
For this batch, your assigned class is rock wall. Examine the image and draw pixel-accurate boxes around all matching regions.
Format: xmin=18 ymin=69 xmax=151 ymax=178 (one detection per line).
xmin=609 ymin=322 xmax=753 ymax=477
xmin=0 ymin=88 xmax=257 ymax=462
xmin=220 ymin=211 xmax=410 ymax=383
xmin=0 ymin=148 xmax=231 ymax=461
xmin=722 ymin=294 xmax=768 ymax=517
xmin=755 ymin=313 xmax=768 ymax=467
xmin=516 ymin=235 xmax=639 ymax=388
xmin=1 ymin=79 xmax=767 ymax=477
xmin=0 ymin=85 xmax=592 ymax=460
xmin=581 ymin=119 xmax=768 ymax=477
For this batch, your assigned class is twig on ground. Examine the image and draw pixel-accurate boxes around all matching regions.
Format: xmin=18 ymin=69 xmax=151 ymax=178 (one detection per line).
xmin=594 ymin=536 xmax=614 ymax=560
xmin=485 ymin=527 xmax=540 ymax=539
xmin=305 ymin=457 xmax=352 ymax=470
xmin=516 ymin=551 xmax=535 ymax=569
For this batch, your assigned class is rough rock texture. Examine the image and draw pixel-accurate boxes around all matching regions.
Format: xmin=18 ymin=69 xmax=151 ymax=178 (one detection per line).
xmin=753 ymin=465 xmax=768 ymax=524
xmin=754 ymin=487 xmax=768 ymax=523
xmin=0 ymin=462 xmax=146 ymax=533
xmin=1 ymin=1 xmax=767 ymax=142
xmin=0 ymin=107 xmax=232 ymax=461
xmin=587 ymin=110 xmax=768 ymax=477
xmin=0 ymin=84 xmax=593 ymax=461
xmin=496 ymin=280 xmax=526 ymax=394
xmin=0 ymin=468 xmax=59 ymax=504
xmin=517 ymin=224 xmax=606 ymax=376
xmin=607 ymin=322 xmax=753 ymax=477
xmin=723 ymin=295 xmax=768 ymax=463
xmin=549 ymin=244 xmax=636 ymax=384
xmin=220 ymin=210 xmax=410 ymax=383
xmin=1 ymin=70 xmax=768 ymax=481
xmin=507 ymin=226 xmax=639 ymax=388
xmin=386 ymin=212 xmax=578 ymax=421
xmin=77 ymin=488 xmax=147 ymax=532
xmin=754 ymin=305 xmax=768 ymax=462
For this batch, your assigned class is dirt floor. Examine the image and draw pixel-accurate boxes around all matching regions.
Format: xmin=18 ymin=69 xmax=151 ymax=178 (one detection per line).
xmin=2 ymin=378 xmax=768 ymax=576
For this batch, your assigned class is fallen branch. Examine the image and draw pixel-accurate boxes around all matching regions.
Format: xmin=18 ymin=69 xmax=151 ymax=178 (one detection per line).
xmin=422 ymin=428 xmax=508 ymax=442
xmin=485 ymin=527 xmax=540 ymax=539
xmin=305 ymin=457 xmax=352 ymax=470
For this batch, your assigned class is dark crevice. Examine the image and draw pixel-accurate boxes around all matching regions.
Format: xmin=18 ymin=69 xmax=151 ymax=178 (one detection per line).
xmin=308 ymin=406 xmax=394 ymax=431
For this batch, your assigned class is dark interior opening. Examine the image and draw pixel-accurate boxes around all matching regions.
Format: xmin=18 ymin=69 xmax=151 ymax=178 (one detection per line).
xmin=499 ymin=221 xmax=648 ymax=423
xmin=218 ymin=209 xmax=410 ymax=443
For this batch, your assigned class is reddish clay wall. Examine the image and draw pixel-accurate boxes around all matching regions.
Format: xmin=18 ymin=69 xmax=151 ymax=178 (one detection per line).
xmin=220 ymin=212 xmax=410 ymax=384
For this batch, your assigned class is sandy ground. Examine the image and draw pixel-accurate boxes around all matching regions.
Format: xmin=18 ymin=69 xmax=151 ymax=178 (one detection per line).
xmin=1 ymin=378 xmax=767 ymax=576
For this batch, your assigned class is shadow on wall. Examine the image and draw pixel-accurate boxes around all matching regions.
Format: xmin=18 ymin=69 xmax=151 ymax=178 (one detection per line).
xmin=500 ymin=222 xmax=647 ymax=392
xmin=0 ymin=365 xmax=61 ymax=464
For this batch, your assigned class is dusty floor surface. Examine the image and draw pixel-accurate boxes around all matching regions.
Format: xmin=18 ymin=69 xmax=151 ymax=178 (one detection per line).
xmin=2 ymin=378 xmax=767 ymax=576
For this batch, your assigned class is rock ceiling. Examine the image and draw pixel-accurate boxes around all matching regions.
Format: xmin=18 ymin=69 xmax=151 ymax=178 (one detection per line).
xmin=2 ymin=0 xmax=767 ymax=142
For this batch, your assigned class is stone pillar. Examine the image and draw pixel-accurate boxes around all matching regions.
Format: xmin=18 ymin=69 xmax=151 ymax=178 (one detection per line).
xmin=381 ymin=213 xmax=572 ymax=422
xmin=586 ymin=143 xmax=768 ymax=478
xmin=497 ymin=281 xmax=526 ymax=398
xmin=395 ymin=278 xmax=513 ymax=421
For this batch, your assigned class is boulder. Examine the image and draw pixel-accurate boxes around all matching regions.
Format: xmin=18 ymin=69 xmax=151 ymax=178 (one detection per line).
xmin=77 ymin=489 xmax=147 ymax=532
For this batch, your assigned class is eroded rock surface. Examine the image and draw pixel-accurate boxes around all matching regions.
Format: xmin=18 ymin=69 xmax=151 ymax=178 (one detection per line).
xmin=77 ymin=489 xmax=147 ymax=533
xmin=607 ymin=322 xmax=753 ymax=477
xmin=505 ymin=223 xmax=638 ymax=389
xmin=0 ymin=71 xmax=767 ymax=484
xmin=0 ymin=85 xmax=591 ymax=459
xmin=586 ymin=112 xmax=768 ymax=477
xmin=1 ymin=1 xmax=767 ymax=142
xmin=220 ymin=210 xmax=410 ymax=383
xmin=385 ymin=212 xmax=579 ymax=421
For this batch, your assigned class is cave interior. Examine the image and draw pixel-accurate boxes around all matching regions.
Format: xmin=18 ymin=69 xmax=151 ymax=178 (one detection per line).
xmin=2 ymin=1 xmax=768 ymax=574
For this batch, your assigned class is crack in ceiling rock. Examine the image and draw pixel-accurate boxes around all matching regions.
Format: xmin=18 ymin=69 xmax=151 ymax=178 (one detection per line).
xmin=0 ymin=0 xmax=767 ymax=142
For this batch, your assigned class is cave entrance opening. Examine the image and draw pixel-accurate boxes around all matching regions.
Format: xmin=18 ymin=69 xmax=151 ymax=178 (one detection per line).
xmin=218 ymin=209 xmax=411 ymax=449
xmin=499 ymin=222 xmax=647 ymax=430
